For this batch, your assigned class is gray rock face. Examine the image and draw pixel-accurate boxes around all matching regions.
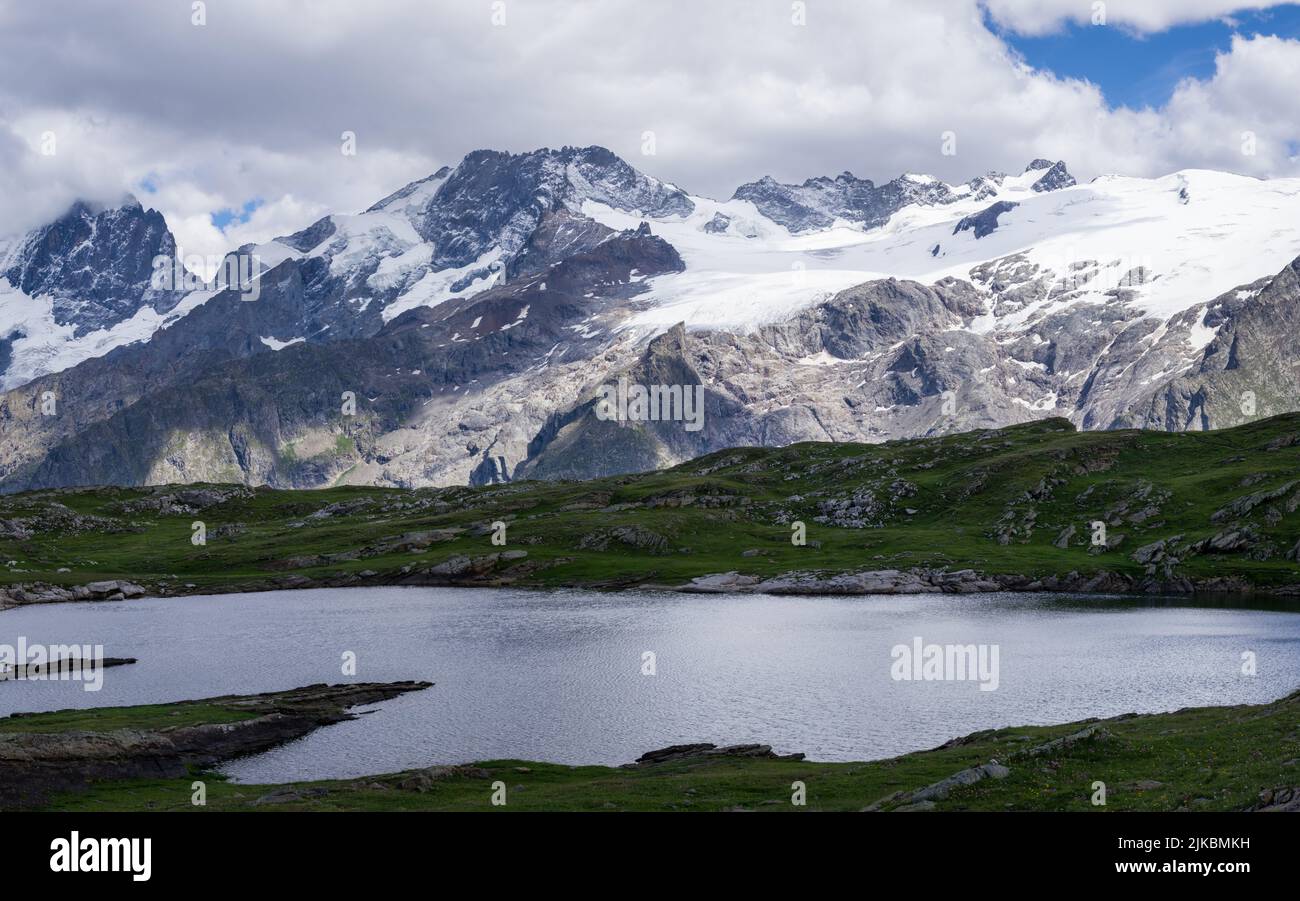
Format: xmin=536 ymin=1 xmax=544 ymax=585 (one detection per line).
xmin=275 ymin=214 xmax=339 ymax=252
xmin=0 ymin=223 xmax=684 ymax=491
xmin=1112 ymin=260 xmax=1300 ymax=432
xmin=8 ymin=241 xmax=1300 ymax=493
xmin=246 ymin=146 xmax=694 ymax=350
xmin=489 ymin=250 xmax=1300 ymax=486
xmin=953 ymin=200 xmax=1019 ymax=238
xmin=1031 ymin=160 xmax=1076 ymax=192
xmin=732 ymin=170 xmax=958 ymax=232
xmin=505 ymin=209 xmax=616 ymax=279
xmin=414 ymin=145 xmax=692 ymax=269
xmin=0 ymin=197 xmax=188 ymax=389
xmin=702 ymin=212 xmax=731 ymax=234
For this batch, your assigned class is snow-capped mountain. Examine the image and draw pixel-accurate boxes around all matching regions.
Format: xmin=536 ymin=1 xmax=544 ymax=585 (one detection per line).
xmin=0 ymin=197 xmax=190 ymax=390
xmin=729 ymin=158 xmax=1072 ymax=234
xmin=3 ymin=145 xmax=1300 ymax=492
xmin=242 ymin=146 xmax=693 ymax=340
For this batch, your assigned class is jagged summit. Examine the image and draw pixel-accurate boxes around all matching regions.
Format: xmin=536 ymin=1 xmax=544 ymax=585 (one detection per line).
xmin=1 ymin=198 xmax=180 ymax=332
xmin=0 ymin=195 xmax=188 ymax=390
xmin=1029 ymin=160 xmax=1075 ymax=192
xmin=731 ymin=159 xmax=1074 ymax=232
xmin=408 ymin=145 xmax=692 ymax=269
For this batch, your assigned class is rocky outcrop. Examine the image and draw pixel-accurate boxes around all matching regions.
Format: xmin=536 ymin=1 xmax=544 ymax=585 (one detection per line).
xmin=577 ymin=526 xmax=670 ymax=554
xmin=680 ymin=572 xmax=762 ymax=593
xmin=0 ymin=580 xmax=147 ymax=611
xmin=630 ymin=743 xmax=805 ymax=766
xmin=413 ymin=146 xmax=693 ymax=268
xmin=730 ymin=160 xmax=1070 ymax=234
xmin=1030 ymin=160 xmax=1075 ymax=192
xmin=673 ymin=567 xmax=1263 ymax=598
xmin=1249 ymin=787 xmax=1300 ymax=811
xmin=865 ymin=722 xmax=1109 ymax=811
xmin=864 ymin=761 xmax=1011 ymax=810
xmin=754 ymin=568 xmax=1004 ymax=595
xmin=953 ymin=200 xmax=1019 ymax=239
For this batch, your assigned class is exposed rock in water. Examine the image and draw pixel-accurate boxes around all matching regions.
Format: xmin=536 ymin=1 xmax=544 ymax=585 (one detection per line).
xmin=680 ymin=572 xmax=762 ymax=593
xmin=0 ymin=681 xmax=431 ymax=807
xmin=0 ymin=657 xmax=136 ymax=682
xmin=630 ymin=742 xmax=806 ymax=766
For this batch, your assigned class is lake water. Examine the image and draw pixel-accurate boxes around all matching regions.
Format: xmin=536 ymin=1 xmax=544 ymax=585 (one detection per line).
xmin=2 ymin=586 xmax=1298 ymax=783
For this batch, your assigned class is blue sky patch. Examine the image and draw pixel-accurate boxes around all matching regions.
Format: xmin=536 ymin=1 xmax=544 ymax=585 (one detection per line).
xmin=994 ymin=4 xmax=1300 ymax=110
xmin=211 ymin=198 xmax=263 ymax=230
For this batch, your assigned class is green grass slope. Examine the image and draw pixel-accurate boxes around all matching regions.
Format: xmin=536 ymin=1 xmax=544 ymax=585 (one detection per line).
xmin=3 ymin=414 xmax=1300 ymax=599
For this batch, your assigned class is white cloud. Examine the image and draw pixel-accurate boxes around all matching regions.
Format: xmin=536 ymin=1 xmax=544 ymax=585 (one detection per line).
xmin=0 ymin=0 xmax=1298 ymax=260
xmin=983 ymin=1 xmax=1283 ymax=35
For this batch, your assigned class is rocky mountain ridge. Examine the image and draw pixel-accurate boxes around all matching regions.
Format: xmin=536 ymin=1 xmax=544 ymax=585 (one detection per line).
xmin=2 ymin=146 xmax=1299 ymax=491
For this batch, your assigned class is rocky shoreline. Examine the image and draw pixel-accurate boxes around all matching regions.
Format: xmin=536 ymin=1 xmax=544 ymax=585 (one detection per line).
xmin=673 ymin=565 xmax=1300 ymax=598
xmin=1 ymin=578 xmax=148 ymax=610
xmin=4 ymin=559 xmax=1297 ymax=613
xmin=7 ymin=685 xmax=1295 ymax=813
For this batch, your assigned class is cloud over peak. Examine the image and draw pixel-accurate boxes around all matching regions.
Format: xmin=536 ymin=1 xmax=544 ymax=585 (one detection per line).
xmin=1 ymin=0 xmax=1298 ymax=259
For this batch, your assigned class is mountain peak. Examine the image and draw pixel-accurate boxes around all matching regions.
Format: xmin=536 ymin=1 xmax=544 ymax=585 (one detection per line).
xmin=733 ymin=167 xmax=951 ymax=233
xmin=365 ymin=166 xmax=452 ymax=215
xmin=0 ymin=192 xmax=183 ymax=389
xmin=406 ymin=144 xmax=692 ymax=268
xmin=1029 ymin=160 xmax=1075 ymax=192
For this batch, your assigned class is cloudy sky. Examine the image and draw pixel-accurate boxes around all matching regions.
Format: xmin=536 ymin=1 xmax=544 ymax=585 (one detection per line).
xmin=3 ymin=0 xmax=1300 ymax=260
